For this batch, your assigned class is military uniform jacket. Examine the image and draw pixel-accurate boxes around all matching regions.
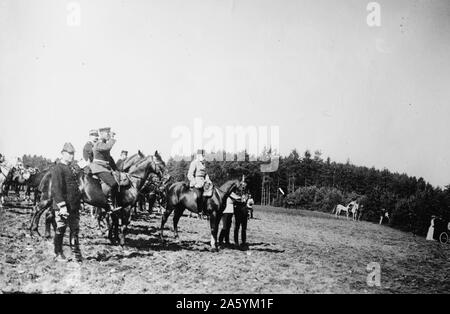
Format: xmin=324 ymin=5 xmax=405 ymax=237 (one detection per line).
xmin=51 ymin=162 xmax=82 ymax=212
xmin=187 ymin=159 xmax=211 ymax=188
xmin=90 ymin=139 xmax=117 ymax=174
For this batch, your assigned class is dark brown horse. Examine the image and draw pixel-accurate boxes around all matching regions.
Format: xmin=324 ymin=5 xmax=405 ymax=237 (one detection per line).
xmin=160 ymin=178 xmax=243 ymax=251
xmin=30 ymin=151 xmax=168 ymax=245
xmin=23 ymin=168 xmax=50 ymax=204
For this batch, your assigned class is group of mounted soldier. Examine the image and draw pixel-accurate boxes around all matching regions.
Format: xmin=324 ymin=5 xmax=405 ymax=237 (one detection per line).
xmin=1 ymin=127 xmax=255 ymax=262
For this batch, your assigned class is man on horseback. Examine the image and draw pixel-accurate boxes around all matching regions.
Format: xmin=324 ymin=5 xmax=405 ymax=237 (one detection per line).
xmin=51 ymin=142 xmax=83 ymax=262
xmin=187 ymin=149 xmax=213 ymax=214
xmin=90 ymin=127 xmax=120 ymax=211
xmin=81 ymin=129 xmax=99 ymax=170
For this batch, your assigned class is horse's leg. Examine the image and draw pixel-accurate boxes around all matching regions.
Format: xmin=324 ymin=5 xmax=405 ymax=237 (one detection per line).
xmin=108 ymin=211 xmax=118 ymax=244
xmin=209 ymin=211 xmax=220 ymax=251
xmin=44 ymin=209 xmax=53 ymax=239
xmin=172 ymin=206 xmax=185 ymax=240
xmin=160 ymin=203 xmax=174 ymax=242
xmin=118 ymin=208 xmax=130 ymax=247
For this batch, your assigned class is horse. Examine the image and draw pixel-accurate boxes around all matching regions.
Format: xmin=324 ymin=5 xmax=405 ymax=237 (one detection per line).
xmin=30 ymin=151 xmax=169 ymax=246
xmin=334 ymin=203 xmax=352 ymax=219
xmin=160 ymin=178 xmax=243 ymax=251
xmin=350 ymin=202 xmax=359 ymax=221
xmin=23 ymin=168 xmax=50 ymax=204
xmin=88 ymin=150 xmax=147 ymax=218
xmin=133 ymin=172 xmax=168 ymax=216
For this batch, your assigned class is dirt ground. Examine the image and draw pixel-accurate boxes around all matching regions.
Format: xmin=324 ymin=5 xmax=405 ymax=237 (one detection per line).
xmin=1 ymin=204 xmax=449 ymax=294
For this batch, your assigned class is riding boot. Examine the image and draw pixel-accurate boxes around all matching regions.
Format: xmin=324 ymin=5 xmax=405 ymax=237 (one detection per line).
xmin=54 ymin=229 xmax=66 ymax=260
xmin=70 ymin=232 xmax=83 ymax=262
xmin=218 ymin=229 xmax=225 ymax=245
xmin=109 ymin=186 xmax=122 ymax=213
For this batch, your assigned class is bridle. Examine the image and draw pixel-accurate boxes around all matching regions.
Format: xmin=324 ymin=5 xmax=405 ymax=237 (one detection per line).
xmin=128 ymin=156 xmax=168 ymax=196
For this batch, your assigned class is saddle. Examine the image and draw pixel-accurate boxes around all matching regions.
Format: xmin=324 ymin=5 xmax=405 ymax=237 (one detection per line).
xmin=189 ymin=181 xmax=213 ymax=198
xmin=89 ymin=171 xmax=130 ymax=187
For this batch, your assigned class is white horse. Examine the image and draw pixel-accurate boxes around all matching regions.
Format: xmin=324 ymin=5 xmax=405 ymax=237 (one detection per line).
xmin=334 ymin=203 xmax=351 ymax=219
xmin=350 ymin=202 xmax=359 ymax=221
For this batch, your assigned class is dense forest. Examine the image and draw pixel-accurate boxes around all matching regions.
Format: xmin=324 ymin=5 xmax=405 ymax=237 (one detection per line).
xmin=167 ymin=149 xmax=450 ymax=237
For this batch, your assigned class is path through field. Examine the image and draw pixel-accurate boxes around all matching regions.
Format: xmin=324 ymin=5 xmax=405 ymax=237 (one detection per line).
xmin=1 ymin=205 xmax=449 ymax=293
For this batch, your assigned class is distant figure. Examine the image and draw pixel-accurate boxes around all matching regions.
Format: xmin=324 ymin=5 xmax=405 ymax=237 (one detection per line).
xmin=379 ymin=208 xmax=389 ymax=225
xmin=357 ymin=204 xmax=364 ymax=221
xmin=426 ymin=216 xmax=436 ymax=241
xmin=246 ymin=194 xmax=255 ymax=219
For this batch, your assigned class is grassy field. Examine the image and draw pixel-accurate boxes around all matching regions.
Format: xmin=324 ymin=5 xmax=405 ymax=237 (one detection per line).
xmin=1 ymin=204 xmax=449 ymax=293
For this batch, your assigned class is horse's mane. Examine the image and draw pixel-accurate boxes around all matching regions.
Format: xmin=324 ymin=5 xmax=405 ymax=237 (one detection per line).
xmin=219 ymin=179 xmax=239 ymax=192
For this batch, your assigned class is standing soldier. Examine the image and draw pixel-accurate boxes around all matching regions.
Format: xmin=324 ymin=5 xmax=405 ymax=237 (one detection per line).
xmin=187 ymin=149 xmax=213 ymax=214
xmin=90 ymin=127 xmax=120 ymax=210
xmin=51 ymin=143 xmax=83 ymax=262
xmin=116 ymin=150 xmax=128 ymax=171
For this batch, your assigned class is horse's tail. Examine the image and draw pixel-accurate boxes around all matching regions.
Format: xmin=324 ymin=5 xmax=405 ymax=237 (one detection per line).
xmin=30 ymin=171 xmax=53 ymax=233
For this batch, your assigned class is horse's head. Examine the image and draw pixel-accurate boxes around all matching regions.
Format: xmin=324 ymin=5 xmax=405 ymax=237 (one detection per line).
xmin=152 ymin=151 xmax=170 ymax=184
xmin=215 ymin=179 xmax=241 ymax=209
xmin=128 ymin=151 xmax=168 ymax=183
xmin=121 ymin=150 xmax=146 ymax=172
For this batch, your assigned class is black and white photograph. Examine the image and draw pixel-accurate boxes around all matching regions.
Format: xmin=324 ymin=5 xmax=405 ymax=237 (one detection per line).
xmin=0 ymin=0 xmax=449 ymax=298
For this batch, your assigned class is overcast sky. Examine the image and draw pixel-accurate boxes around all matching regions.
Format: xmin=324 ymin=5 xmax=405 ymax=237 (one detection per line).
xmin=1 ymin=0 xmax=450 ymax=187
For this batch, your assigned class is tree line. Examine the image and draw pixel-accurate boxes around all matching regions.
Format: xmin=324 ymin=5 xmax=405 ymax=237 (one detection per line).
xmin=166 ymin=149 xmax=450 ymax=237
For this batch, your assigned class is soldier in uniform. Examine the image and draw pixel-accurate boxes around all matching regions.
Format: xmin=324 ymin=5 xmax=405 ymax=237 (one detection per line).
xmin=90 ymin=127 xmax=120 ymax=209
xmin=79 ymin=129 xmax=99 ymax=172
xmin=51 ymin=143 xmax=83 ymax=262
xmin=187 ymin=149 xmax=213 ymax=214
xmin=116 ymin=150 xmax=128 ymax=171
xmin=83 ymin=130 xmax=99 ymax=162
